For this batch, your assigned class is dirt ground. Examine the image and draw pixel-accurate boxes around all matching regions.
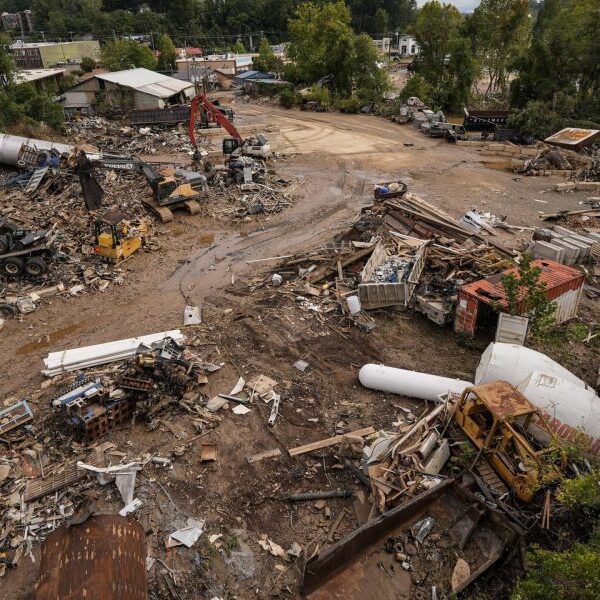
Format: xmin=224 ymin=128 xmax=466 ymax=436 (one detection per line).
xmin=1 ymin=101 xmax=598 ymax=599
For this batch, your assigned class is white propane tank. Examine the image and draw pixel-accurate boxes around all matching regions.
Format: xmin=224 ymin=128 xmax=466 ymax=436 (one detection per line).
xmin=359 ymin=364 xmax=473 ymax=402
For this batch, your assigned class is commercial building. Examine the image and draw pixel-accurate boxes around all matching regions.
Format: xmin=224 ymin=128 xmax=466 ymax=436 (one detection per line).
xmin=176 ymin=53 xmax=252 ymax=79
xmin=9 ymin=40 xmax=100 ymax=69
xmin=61 ymin=67 xmax=195 ymax=116
xmin=1 ymin=10 xmax=34 ymax=35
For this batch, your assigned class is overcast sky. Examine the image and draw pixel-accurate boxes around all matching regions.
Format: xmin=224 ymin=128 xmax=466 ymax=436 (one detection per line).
xmin=417 ymin=0 xmax=480 ymax=11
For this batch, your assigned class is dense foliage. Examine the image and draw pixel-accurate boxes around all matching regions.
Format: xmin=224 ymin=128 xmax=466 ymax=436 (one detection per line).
xmin=509 ymin=0 xmax=600 ymax=129
xmin=286 ymin=1 xmax=388 ymax=101
xmin=0 ymin=1 xmax=416 ymax=46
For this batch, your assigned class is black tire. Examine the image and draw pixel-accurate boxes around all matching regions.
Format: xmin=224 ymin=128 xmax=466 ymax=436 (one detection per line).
xmin=1 ymin=257 xmax=24 ymax=276
xmin=0 ymin=303 xmax=17 ymax=319
xmin=0 ymin=235 xmax=8 ymax=255
xmin=25 ymin=256 xmax=47 ymax=276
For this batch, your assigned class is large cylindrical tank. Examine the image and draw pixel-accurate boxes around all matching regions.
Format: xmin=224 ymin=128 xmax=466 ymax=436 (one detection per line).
xmin=35 ymin=515 xmax=148 ymax=600
xmin=518 ymin=371 xmax=600 ymax=454
xmin=475 ymin=342 xmax=588 ymax=389
xmin=0 ymin=133 xmax=75 ymax=167
xmin=359 ymin=363 xmax=473 ymax=402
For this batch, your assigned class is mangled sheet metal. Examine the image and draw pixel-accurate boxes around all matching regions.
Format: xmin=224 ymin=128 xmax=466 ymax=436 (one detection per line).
xmin=35 ymin=514 xmax=148 ymax=600
xmin=358 ymin=236 xmax=428 ymax=310
xmin=302 ymin=478 xmax=521 ymax=600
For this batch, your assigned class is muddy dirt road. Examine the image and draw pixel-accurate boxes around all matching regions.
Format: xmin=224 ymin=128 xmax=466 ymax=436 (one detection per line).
xmin=1 ymin=104 xmax=595 ymax=599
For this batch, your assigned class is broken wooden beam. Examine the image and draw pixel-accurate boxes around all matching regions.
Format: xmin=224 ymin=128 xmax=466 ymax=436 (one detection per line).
xmin=288 ymin=427 xmax=375 ymax=456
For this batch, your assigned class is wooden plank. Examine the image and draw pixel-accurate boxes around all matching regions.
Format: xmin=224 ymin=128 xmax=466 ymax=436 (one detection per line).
xmin=247 ymin=448 xmax=282 ymax=464
xmin=288 ymin=427 xmax=375 ymax=457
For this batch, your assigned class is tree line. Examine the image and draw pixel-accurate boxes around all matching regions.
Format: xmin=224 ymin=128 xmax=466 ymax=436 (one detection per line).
xmin=0 ymin=1 xmax=416 ymax=45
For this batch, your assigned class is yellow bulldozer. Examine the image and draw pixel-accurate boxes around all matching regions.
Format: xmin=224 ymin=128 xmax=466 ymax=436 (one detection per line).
xmin=454 ymin=381 xmax=564 ymax=502
xmin=93 ymin=212 xmax=150 ymax=262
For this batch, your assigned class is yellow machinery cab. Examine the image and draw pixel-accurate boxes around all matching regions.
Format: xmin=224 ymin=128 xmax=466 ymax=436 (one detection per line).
xmin=454 ymin=381 xmax=563 ymax=502
xmin=94 ymin=211 xmax=149 ymax=262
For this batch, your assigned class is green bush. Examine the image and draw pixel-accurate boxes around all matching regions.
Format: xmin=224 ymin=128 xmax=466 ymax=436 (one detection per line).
xmin=307 ymin=84 xmax=331 ymax=107
xmin=338 ymin=95 xmax=361 ymax=113
xmin=512 ymin=527 xmax=600 ymax=600
xmin=80 ymin=56 xmax=96 ymax=73
xmin=279 ymin=88 xmax=299 ymax=109
xmin=400 ymin=74 xmax=431 ymax=104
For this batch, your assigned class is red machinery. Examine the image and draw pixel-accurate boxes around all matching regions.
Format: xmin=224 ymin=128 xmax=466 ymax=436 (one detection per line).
xmin=188 ymin=94 xmax=270 ymax=158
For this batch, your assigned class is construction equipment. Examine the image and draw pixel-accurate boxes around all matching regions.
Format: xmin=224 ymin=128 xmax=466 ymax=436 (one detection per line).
xmin=188 ymin=94 xmax=270 ymax=159
xmin=454 ymin=381 xmax=564 ymax=502
xmin=93 ymin=212 xmax=149 ymax=262
xmin=0 ymin=219 xmax=56 ymax=277
xmin=87 ymin=155 xmax=206 ymax=223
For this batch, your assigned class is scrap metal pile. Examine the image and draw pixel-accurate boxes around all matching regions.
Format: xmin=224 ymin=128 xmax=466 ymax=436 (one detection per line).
xmin=0 ymin=331 xmax=225 ymax=573
xmin=65 ymin=117 xmax=200 ymax=156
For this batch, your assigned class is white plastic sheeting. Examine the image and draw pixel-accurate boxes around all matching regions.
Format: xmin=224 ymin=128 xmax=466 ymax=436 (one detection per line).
xmin=475 ymin=342 xmax=588 ymax=389
xmin=518 ymin=371 xmax=600 ymax=453
xmin=358 ymin=364 xmax=473 ymax=402
xmin=42 ymin=330 xmax=184 ymax=376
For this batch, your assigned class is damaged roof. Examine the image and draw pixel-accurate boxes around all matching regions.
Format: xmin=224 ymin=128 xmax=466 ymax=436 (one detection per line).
xmin=95 ymin=68 xmax=194 ymax=98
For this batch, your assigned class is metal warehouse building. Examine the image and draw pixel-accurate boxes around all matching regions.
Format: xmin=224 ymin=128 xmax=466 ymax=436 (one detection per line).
xmin=61 ymin=68 xmax=195 ymax=116
xmin=454 ymin=259 xmax=584 ymax=336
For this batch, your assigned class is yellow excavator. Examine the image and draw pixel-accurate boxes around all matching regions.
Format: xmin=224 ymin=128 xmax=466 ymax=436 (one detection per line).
xmin=83 ymin=154 xmax=208 ymax=223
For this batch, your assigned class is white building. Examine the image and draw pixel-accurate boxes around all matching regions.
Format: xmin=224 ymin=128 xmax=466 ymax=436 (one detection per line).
xmin=397 ymin=34 xmax=419 ymax=57
xmin=61 ymin=68 xmax=195 ymax=116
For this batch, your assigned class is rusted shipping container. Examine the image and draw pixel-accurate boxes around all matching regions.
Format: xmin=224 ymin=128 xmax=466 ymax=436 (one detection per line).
xmin=455 ymin=259 xmax=584 ymax=336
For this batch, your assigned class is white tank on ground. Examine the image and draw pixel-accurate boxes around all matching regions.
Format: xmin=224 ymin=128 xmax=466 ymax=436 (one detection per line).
xmin=475 ymin=342 xmax=588 ymax=389
xmin=358 ymin=364 xmax=472 ymax=402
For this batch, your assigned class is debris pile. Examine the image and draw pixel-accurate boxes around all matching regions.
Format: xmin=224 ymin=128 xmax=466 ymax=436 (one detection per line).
xmin=262 ymin=184 xmax=513 ymax=330
xmin=66 ymin=117 xmax=200 ymax=156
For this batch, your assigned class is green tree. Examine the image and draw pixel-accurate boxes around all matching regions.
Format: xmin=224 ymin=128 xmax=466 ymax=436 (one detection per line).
xmin=510 ymin=0 xmax=599 ymax=123
xmin=232 ymin=39 xmax=246 ymax=54
xmin=413 ymin=1 xmax=462 ymax=83
xmin=0 ymin=34 xmax=15 ymax=87
xmin=373 ymin=7 xmax=389 ymax=33
xmin=499 ymin=253 xmax=557 ymax=337
xmin=287 ymin=1 xmax=389 ymax=99
xmin=253 ymin=37 xmax=281 ymax=73
xmin=157 ymin=34 xmax=176 ymax=71
xmin=101 ymin=39 xmax=158 ymax=71
xmin=400 ymin=74 xmax=431 ymax=104
xmin=442 ymin=36 xmax=479 ymax=110
xmin=470 ymin=0 xmax=530 ymax=97
xmin=80 ymin=56 xmax=96 ymax=73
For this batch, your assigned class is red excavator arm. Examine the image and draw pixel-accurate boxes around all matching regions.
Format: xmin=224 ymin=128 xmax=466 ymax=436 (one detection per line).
xmin=188 ymin=94 xmax=242 ymax=147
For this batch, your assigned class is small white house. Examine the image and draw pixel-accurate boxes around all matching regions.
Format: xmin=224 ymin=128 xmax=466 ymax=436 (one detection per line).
xmin=397 ymin=35 xmax=419 ymax=57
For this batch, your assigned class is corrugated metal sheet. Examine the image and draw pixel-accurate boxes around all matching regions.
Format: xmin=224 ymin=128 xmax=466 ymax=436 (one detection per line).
xmin=495 ymin=313 xmax=528 ymax=345
xmin=545 ymin=127 xmax=600 ymax=149
xmin=96 ymin=68 xmax=193 ymax=98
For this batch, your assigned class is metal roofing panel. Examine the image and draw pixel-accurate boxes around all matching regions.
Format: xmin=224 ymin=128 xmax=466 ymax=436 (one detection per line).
xmin=460 ymin=259 xmax=584 ymax=306
xmin=466 ymin=381 xmax=535 ymax=420
xmin=96 ymin=68 xmax=193 ymax=98
xmin=545 ymin=127 xmax=600 ymax=149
